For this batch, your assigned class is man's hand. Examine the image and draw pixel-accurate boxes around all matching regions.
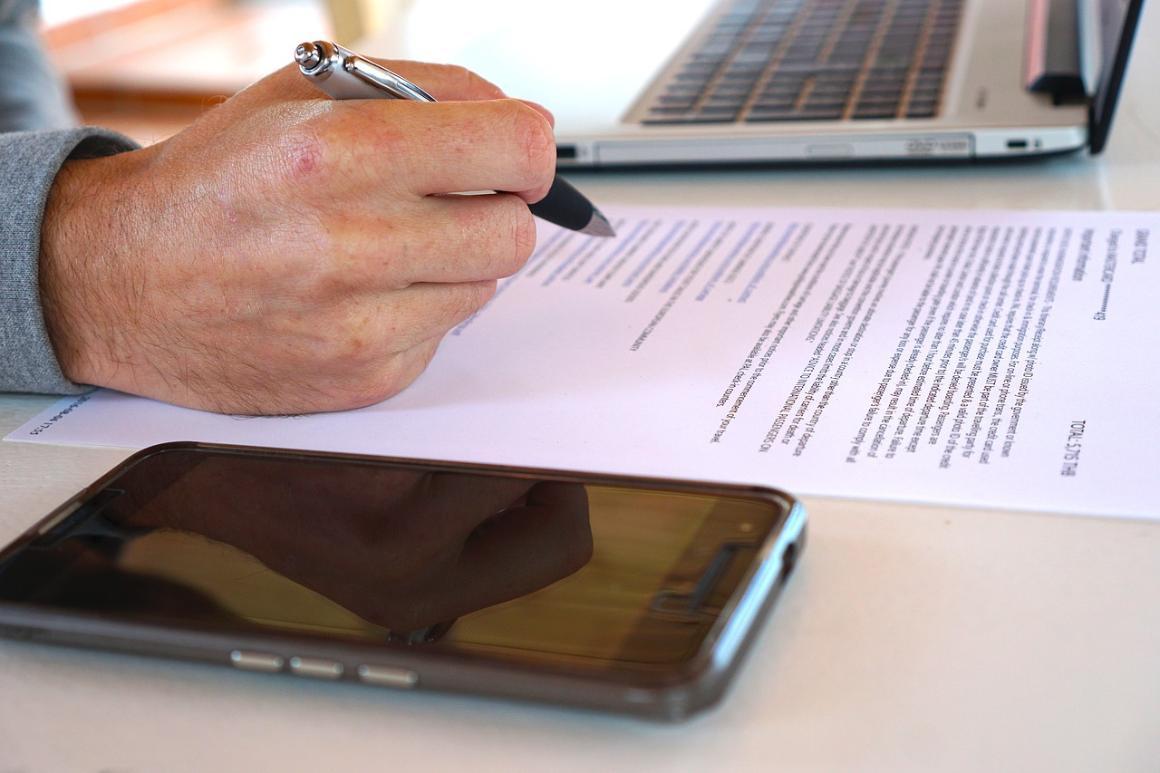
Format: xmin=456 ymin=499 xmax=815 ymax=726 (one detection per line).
xmin=38 ymin=61 xmax=557 ymax=414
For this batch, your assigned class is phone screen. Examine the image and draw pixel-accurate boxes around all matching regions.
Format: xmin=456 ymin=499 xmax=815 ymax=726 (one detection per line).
xmin=0 ymin=447 xmax=790 ymax=672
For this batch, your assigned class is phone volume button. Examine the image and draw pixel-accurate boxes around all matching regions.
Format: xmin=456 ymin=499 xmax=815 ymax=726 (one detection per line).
xmin=229 ymin=649 xmax=284 ymax=673
xmin=357 ymin=664 xmax=418 ymax=689
xmin=289 ymin=656 xmax=344 ymax=680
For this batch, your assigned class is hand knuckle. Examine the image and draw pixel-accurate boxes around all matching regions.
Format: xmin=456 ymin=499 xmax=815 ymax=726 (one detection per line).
xmin=325 ymin=348 xmax=414 ymax=410
xmin=448 ymin=64 xmax=475 ymax=88
xmin=438 ymin=63 xmax=498 ymax=98
xmin=474 ymin=279 xmax=499 ymax=308
xmin=508 ymin=198 xmax=538 ymax=270
xmin=437 ymin=283 xmax=489 ymax=325
xmin=376 ymin=347 xmax=436 ymax=398
xmin=282 ymin=130 xmax=323 ymax=168
xmin=507 ymin=102 xmax=556 ymax=186
xmin=465 ymin=68 xmax=504 ymax=98
xmin=338 ymin=376 xmax=396 ymax=409
xmin=447 ymin=286 xmax=481 ymax=321
xmin=324 ymin=306 xmax=378 ymax=366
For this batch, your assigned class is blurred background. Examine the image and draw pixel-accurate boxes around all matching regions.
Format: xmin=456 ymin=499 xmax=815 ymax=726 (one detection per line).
xmin=41 ymin=0 xmax=406 ymax=143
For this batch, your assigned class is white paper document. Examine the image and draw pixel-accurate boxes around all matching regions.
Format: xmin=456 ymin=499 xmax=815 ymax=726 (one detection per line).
xmin=10 ymin=205 xmax=1160 ymax=518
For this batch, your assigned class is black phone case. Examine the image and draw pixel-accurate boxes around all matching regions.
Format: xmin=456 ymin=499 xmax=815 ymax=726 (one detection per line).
xmin=0 ymin=441 xmax=806 ymax=721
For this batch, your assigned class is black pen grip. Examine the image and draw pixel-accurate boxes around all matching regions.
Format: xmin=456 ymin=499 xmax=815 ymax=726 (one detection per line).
xmin=528 ymin=175 xmax=594 ymax=232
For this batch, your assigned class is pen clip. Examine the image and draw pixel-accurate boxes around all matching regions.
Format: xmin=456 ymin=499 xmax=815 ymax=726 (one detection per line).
xmin=344 ymin=56 xmax=437 ymax=103
xmin=296 ymin=40 xmax=436 ymax=103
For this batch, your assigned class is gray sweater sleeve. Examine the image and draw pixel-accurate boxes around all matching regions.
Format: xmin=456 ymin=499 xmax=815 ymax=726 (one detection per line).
xmin=2 ymin=129 xmax=139 ymax=394
xmin=0 ymin=0 xmax=75 ymax=132
xmin=1 ymin=0 xmax=141 ymax=394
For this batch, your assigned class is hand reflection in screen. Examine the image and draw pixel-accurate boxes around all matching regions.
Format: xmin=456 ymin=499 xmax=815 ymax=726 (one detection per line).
xmin=103 ymin=453 xmax=594 ymax=635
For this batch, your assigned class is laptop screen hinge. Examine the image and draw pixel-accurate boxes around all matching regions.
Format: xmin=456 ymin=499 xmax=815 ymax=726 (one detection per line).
xmin=1024 ymin=0 xmax=1087 ymax=104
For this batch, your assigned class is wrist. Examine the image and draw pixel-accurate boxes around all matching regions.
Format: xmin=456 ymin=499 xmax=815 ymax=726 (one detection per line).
xmin=39 ymin=146 xmax=153 ymax=388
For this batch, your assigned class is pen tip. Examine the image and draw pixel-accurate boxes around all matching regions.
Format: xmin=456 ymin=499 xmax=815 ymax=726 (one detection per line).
xmin=581 ymin=210 xmax=617 ymax=238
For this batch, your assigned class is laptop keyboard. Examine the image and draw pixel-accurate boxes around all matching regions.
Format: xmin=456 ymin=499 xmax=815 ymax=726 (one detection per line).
xmin=640 ymin=0 xmax=964 ymax=124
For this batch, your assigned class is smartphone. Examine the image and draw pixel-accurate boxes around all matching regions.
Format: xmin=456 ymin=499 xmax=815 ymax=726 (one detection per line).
xmin=0 ymin=442 xmax=805 ymax=720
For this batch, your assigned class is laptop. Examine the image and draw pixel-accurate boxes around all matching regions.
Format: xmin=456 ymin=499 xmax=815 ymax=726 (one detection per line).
xmin=371 ymin=0 xmax=1145 ymax=167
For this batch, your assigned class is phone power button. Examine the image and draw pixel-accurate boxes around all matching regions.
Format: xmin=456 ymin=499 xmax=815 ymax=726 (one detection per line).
xmin=357 ymin=664 xmax=418 ymax=689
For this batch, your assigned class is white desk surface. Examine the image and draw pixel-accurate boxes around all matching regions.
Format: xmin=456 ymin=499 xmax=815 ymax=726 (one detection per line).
xmin=3 ymin=9 xmax=1160 ymax=772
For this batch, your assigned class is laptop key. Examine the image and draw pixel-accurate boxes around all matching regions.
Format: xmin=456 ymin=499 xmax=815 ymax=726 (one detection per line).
xmin=698 ymin=105 xmax=742 ymax=119
xmin=852 ymin=108 xmax=898 ymax=120
xmin=747 ymin=112 xmax=838 ymax=123
xmin=642 ymin=115 xmax=736 ymax=125
xmin=745 ymin=111 xmax=797 ymax=122
xmin=704 ymin=99 xmax=747 ymax=112
xmin=906 ymin=106 xmax=938 ymax=119
xmin=804 ymin=100 xmax=847 ymax=113
xmin=752 ymin=99 xmax=799 ymax=112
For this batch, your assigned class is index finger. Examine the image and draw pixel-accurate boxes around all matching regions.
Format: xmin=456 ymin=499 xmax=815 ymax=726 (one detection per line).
xmin=372 ymin=60 xmax=555 ymax=125
xmin=372 ymin=60 xmax=505 ymax=101
xmin=329 ymin=98 xmax=557 ymax=203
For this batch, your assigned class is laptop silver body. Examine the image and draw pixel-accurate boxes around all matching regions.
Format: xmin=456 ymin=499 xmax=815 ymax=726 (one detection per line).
xmin=368 ymin=0 xmax=1135 ymax=167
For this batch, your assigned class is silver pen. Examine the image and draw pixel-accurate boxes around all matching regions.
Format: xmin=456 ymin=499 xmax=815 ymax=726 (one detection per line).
xmin=294 ymin=40 xmax=615 ymax=238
